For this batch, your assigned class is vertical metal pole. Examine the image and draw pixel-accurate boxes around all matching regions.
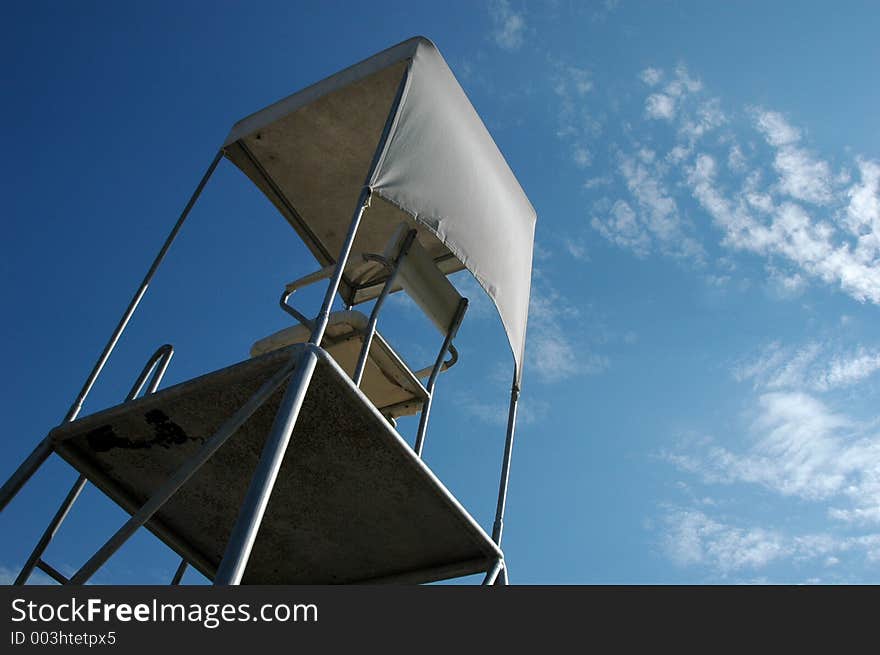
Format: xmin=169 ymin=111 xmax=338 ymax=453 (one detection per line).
xmin=309 ymin=188 xmax=371 ymax=347
xmin=491 ymin=371 xmax=520 ymax=546
xmin=13 ymin=474 xmax=87 ymax=585
xmin=214 ymin=348 xmax=318 ymax=585
xmin=170 ymin=559 xmax=188 ymax=585
xmin=352 ymin=230 xmax=416 ymax=387
xmin=0 ymin=152 xmax=222 ymax=514
xmin=414 ymin=299 xmax=468 ymax=458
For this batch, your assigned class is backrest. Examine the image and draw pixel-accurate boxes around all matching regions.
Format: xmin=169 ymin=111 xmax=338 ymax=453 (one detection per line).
xmin=383 ymin=223 xmax=463 ymax=334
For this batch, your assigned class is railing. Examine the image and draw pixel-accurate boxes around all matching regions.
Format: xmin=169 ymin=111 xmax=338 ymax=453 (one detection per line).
xmin=13 ymin=344 xmax=175 ymax=585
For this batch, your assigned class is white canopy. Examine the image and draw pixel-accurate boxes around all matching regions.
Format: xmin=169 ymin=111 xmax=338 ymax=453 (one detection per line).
xmin=223 ymin=37 xmax=536 ymax=382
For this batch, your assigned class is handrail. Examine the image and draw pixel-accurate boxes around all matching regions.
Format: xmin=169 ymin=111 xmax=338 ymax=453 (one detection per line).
xmin=15 ymin=343 xmax=176 ymax=585
xmin=127 ymin=344 xmax=175 ymax=401
xmin=412 ymin=344 xmax=459 ymax=380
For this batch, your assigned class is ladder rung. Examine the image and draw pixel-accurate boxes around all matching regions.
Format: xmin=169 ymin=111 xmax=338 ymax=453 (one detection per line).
xmin=36 ymin=559 xmax=69 ymax=585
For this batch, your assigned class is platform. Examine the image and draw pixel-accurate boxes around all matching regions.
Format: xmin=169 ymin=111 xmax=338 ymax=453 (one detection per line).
xmin=50 ymin=345 xmax=501 ymax=584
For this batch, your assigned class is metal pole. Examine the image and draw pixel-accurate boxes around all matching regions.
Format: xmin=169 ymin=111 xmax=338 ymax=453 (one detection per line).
xmin=69 ymin=355 xmax=298 ymax=584
xmin=0 ymin=152 xmax=222 ymax=514
xmin=482 ymin=558 xmax=504 ymax=585
xmin=0 ymin=438 xmax=54 ymax=514
xmin=309 ymin=188 xmax=371 ymax=346
xmin=214 ymin=348 xmax=318 ymax=585
xmin=491 ymin=371 xmax=520 ymax=546
xmin=64 ymin=151 xmax=222 ymax=424
xmin=170 ymin=559 xmax=188 ymax=585
xmin=13 ymin=474 xmax=87 ymax=585
xmin=414 ymin=299 xmax=468 ymax=457
xmin=352 ymin=230 xmax=416 ymax=387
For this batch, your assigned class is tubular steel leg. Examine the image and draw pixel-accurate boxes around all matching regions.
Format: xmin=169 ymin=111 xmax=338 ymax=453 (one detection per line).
xmin=14 ymin=474 xmax=87 ymax=585
xmin=491 ymin=374 xmax=520 ymax=546
xmin=63 ymin=152 xmax=222 ymax=425
xmin=414 ymin=299 xmax=468 ymax=458
xmin=170 ymin=559 xmax=188 ymax=585
xmin=214 ymin=348 xmax=318 ymax=585
xmin=482 ymin=559 xmax=504 ymax=586
xmin=69 ymin=355 xmax=299 ymax=584
xmin=0 ymin=437 xmax=54 ymax=514
xmin=310 ymin=188 xmax=371 ymax=346
xmin=0 ymin=152 xmax=221 ymax=514
xmin=352 ymin=230 xmax=416 ymax=387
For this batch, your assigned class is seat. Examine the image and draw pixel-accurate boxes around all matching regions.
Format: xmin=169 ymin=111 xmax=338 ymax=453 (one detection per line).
xmin=251 ymin=311 xmax=428 ymax=419
xmin=250 ymin=223 xmax=466 ymax=420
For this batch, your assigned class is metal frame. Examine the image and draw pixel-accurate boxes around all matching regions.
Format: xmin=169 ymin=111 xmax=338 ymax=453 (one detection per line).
xmin=14 ymin=343 xmax=177 ymax=585
xmin=1 ymin=60 xmax=526 ymax=587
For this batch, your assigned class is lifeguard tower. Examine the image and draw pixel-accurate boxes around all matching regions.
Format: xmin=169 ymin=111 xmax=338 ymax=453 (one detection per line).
xmin=0 ymin=37 xmax=536 ymax=585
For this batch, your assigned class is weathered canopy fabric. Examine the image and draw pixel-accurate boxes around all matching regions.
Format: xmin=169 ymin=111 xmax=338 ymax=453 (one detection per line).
xmin=223 ymin=37 xmax=536 ymax=381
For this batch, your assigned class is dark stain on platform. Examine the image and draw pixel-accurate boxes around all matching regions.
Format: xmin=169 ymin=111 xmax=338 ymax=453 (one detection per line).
xmin=85 ymin=411 xmax=192 ymax=452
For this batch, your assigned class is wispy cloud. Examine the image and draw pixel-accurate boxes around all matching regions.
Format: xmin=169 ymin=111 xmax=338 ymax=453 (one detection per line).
xmin=753 ymin=108 xmax=834 ymax=205
xmin=551 ymin=62 xmax=600 ymax=168
xmin=592 ymin=149 xmax=705 ymax=261
xmin=639 ymin=67 xmax=663 ymax=87
xmin=489 ymin=0 xmax=526 ymax=51
xmin=458 ymin=394 xmax=548 ymax=426
xmin=660 ymin=507 xmax=880 ymax=575
xmin=581 ymin=61 xmax=880 ymax=308
xmin=643 ymin=65 xmax=703 ymax=122
xmin=734 ymin=340 xmax=880 ymax=393
xmin=526 ymin=280 xmax=609 ymax=383
xmin=666 ymin=390 xmax=880 ymax=523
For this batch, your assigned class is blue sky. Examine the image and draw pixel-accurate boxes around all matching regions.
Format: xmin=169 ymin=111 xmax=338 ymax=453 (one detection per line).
xmin=2 ymin=1 xmax=880 ymax=584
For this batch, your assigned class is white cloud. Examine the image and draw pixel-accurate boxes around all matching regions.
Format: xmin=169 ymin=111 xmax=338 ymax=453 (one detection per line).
xmin=526 ymin=283 xmax=609 ymax=382
xmin=734 ymin=340 xmax=880 ymax=393
xmin=686 ymin=152 xmax=880 ymax=305
xmin=667 ymin=390 xmax=880 ymax=524
xmin=646 ymin=93 xmax=676 ymax=120
xmin=843 ymin=158 xmax=880 ymax=255
xmin=572 ymin=145 xmax=593 ymax=168
xmin=728 ymin=144 xmax=748 ymax=172
xmin=640 ymin=67 xmax=663 ymax=87
xmin=458 ymin=394 xmax=547 ymax=426
xmin=563 ymin=237 xmax=589 ymax=261
xmin=552 ymin=63 xmax=599 ymax=168
xmin=814 ymin=349 xmax=880 ymax=391
xmin=661 ymin=508 xmax=788 ymax=572
xmin=584 ymin=175 xmax=612 ymax=190
xmin=754 ymin=110 xmax=801 ymax=147
xmin=752 ymin=109 xmax=834 ymax=205
xmin=607 ymin=152 xmax=705 ymax=261
xmin=661 ymin=508 xmax=880 ymax=574
xmin=489 ymin=0 xmax=526 ymax=51
xmin=591 ymin=199 xmax=651 ymax=257
xmin=774 ymin=146 xmax=834 ymax=205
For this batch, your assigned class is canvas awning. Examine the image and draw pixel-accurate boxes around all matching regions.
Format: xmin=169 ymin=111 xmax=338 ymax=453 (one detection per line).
xmin=223 ymin=36 xmax=536 ymax=382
